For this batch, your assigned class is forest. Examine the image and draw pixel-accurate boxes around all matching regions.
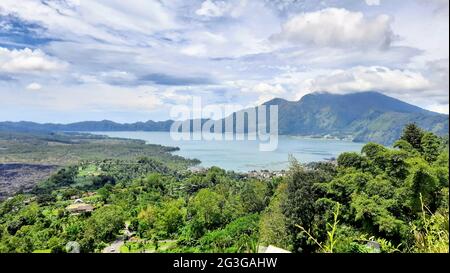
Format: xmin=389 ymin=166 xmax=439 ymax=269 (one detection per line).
xmin=0 ymin=124 xmax=448 ymax=253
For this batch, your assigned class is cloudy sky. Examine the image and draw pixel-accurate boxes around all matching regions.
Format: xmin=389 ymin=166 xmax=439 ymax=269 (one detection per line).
xmin=0 ymin=0 xmax=448 ymax=123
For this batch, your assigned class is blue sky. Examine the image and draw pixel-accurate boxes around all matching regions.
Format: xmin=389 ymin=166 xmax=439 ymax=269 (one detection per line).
xmin=0 ymin=0 xmax=448 ymax=123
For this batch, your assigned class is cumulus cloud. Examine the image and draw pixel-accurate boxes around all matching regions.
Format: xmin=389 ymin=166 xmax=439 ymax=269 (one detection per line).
xmin=252 ymin=82 xmax=287 ymax=105
xmin=272 ymin=8 xmax=395 ymax=49
xmin=252 ymin=82 xmax=286 ymax=95
xmin=26 ymin=83 xmax=42 ymax=91
xmin=0 ymin=47 xmax=67 ymax=73
xmin=304 ymin=65 xmax=449 ymax=112
xmin=309 ymin=66 xmax=432 ymax=94
xmin=225 ymin=80 xmax=289 ymax=106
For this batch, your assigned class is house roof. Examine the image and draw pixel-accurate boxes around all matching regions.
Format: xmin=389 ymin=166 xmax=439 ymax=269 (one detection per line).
xmin=66 ymin=203 xmax=94 ymax=213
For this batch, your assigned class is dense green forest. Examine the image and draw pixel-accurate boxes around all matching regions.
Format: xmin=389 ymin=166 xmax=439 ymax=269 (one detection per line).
xmin=0 ymin=124 xmax=448 ymax=253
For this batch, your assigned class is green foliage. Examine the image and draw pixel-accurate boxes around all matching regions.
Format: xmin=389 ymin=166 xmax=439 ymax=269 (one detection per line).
xmin=188 ymin=189 xmax=226 ymax=237
xmin=337 ymin=152 xmax=369 ymax=170
xmin=0 ymin=131 xmax=199 ymax=168
xmin=240 ymin=180 xmax=269 ymax=213
xmin=0 ymin=124 xmax=447 ymax=254
xmin=411 ymin=195 xmax=449 ymax=253
xmin=421 ymin=132 xmax=441 ymax=162
xmin=82 ymin=205 xmax=125 ymax=251
xmin=259 ymin=182 xmax=290 ymax=250
xmin=138 ymin=199 xmax=186 ymax=238
xmin=361 ymin=142 xmax=388 ymax=159
xmin=405 ymin=157 xmax=439 ymax=212
xmin=393 ymin=139 xmax=418 ymax=155
xmin=199 ymin=214 xmax=260 ymax=253
xmin=285 ymin=125 xmax=448 ymax=253
xmin=400 ymin=123 xmax=424 ymax=151
xmin=282 ymin=158 xmax=331 ymax=253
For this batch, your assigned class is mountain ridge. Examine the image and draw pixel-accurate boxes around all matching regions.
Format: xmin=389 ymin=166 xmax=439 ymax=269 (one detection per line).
xmin=252 ymin=91 xmax=447 ymax=143
xmin=1 ymin=91 xmax=448 ymax=145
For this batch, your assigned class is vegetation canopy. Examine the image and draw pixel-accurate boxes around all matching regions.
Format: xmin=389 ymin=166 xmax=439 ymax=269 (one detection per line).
xmin=0 ymin=124 xmax=448 ymax=253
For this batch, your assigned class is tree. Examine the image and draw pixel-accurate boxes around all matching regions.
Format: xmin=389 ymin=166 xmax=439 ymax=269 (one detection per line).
xmin=83 ymin=205 xmax=125 ymax=250
xmin=421 ymin=132 xmax=441 ymax=163
xmin=406 ymin=158 xmax=439 ymax=212
xmin=240 ymin=180 xmax=269 ymax=213
xmin=282 ymin=160 xmax=321 ymax=253
xmin=157 ymin=199 xmax=186 ymax=237
xmin=394 ymin=139 xmax=417 ymax=155
xmin=400 ymin=123 xmax=424 ymax=151
xmin=362 ymin=142 xmax=387 ymax=159
xmin=200 ymin=214 xmax=260 ymax=253
xmin=337 ymin=152 xmax=369 ymax=170
xmin=188 ymin=189 xmax=226 ymax=238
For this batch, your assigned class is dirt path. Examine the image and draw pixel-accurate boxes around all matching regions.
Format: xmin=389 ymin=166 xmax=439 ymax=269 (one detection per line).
xmin=102 ymin=239 xmax=124 ymax=253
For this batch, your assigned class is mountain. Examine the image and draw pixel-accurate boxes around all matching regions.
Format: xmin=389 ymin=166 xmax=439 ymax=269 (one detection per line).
xmin=1 ymin=92 xmax=448 ymax=145
xmin=258 ymin=91 xmax=448 ymax=144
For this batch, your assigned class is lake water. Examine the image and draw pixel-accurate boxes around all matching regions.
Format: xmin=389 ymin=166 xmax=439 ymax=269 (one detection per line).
xmin=92 ymin=131 xmax=365 ymax=172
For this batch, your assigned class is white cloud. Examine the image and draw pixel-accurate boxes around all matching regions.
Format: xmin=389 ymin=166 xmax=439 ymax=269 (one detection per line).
xmin=304 ymin=65 xmax=449 ymax=112
xmin=253 ymin=82 xmax=286 ymax=95
xmin=365 ymin=0 xmax=381 ymax=6
xmin=0 ymin=47 xmax=67 ymax=73
xmin=273 ymin=8 xmax=395 ymax=49
xmin=428 ymin=104 xmax=449 ymax=114
xmin=26 ymin=83 xmax=42 ymax=91
xmin=309 ymin=66 xmax=432 ymax=94
xmin=196 ymin=0 xmax=230 ymax=17
xmin=5 ymin=83 xmax=164 ymax=112
xmin=180 ymin=31 xmax=227 ymax=57
xmin=0 ymin=0 xmax=178 ymax=46
xmin=225 ymin=80 xmax=289 ymax=106
xmin=0 ymin=1 xmax=448 ymax=120
xmin=418 ymin=0 xmax=449 ymax=14
xmin=195 ymin=0 xmax=250 ymax=18
xmin=425 ymin=59 xmax=449 ymax=95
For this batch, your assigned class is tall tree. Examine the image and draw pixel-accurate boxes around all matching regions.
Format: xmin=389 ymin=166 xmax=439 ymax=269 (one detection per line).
xmin=421 ymin=132 xmax=441 ymax=162
xmin=282 ymin=159 xmax=320 ymax=253
xmin=400 ymin=123 xmax=424 ymax=151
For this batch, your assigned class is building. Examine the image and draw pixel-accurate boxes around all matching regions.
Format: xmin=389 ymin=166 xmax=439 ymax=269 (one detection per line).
xmin=66 ymin=203 xmax=94 ymax=214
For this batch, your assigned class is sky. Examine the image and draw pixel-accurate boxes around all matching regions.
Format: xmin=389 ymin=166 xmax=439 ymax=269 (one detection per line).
xmin=0 ymin=0 xmax=448 ymax=123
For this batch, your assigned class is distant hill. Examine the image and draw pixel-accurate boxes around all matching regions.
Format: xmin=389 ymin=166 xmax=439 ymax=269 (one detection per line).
xmin=0 ymin=120 xmax=173 ymax=133
xmin=1 ymin=91 xmax=448 ymax=145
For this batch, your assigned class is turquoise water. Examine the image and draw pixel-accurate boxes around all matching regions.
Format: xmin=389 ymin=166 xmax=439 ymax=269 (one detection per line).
xmin=92 ymin=132 xmax=365 ymax=172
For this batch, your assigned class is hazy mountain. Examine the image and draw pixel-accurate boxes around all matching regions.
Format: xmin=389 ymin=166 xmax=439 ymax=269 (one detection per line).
xmin=1 ymin=92 xmax=448 ymax=145
xmin=0 ymin=120 xmax=173 ymax=133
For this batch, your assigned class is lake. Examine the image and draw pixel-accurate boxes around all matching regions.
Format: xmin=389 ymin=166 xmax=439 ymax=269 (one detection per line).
xmin=91 ymin=132 xmax=365 ymax=172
